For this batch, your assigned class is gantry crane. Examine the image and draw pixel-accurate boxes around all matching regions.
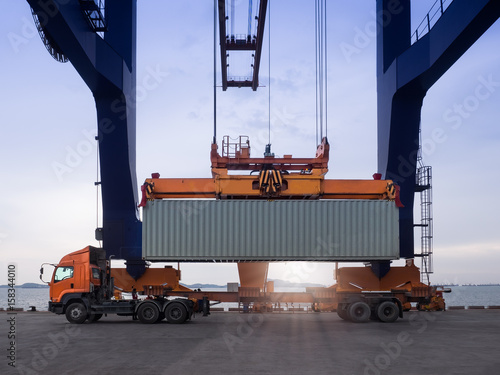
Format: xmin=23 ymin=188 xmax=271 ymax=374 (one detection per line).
xmin=31 ymin=1 xmax=491 ymax=323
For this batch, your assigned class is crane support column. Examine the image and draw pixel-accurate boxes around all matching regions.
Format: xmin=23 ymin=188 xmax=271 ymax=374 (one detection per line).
xmin=377 ymin=0 xmax=500 ymax=263
xmin=28 ymin=0 xmax=144 ymax=278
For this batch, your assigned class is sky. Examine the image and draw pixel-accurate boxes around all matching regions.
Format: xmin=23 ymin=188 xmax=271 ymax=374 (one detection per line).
xmin=1 ymin=0 xmax=500 ymax=287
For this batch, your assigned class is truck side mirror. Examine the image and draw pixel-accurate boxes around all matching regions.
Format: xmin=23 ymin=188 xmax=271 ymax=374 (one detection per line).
xmin=39 ymin=263 xmax=56 ymax=284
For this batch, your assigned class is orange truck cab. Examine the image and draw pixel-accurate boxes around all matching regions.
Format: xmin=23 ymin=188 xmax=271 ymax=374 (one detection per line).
xmin=41 ymin=246 xmax=196 ymax=324
xmin=47 ymin=247 xmax=105 ymax=306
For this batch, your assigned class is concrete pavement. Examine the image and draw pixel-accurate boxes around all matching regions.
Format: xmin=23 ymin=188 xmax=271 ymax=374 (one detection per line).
xmin=1 ymin=310 xmax=499 ymax=375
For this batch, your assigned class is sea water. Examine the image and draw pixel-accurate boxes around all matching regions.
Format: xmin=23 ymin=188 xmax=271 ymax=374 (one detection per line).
xmin=1 ymin=286 xmax=500 ymax=312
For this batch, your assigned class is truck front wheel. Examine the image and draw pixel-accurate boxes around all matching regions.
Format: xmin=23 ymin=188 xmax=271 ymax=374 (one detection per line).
xmin=137 ymin=303 xmax=160 ymax=324
xmin=66 ymin=303 xmax=88 ymax=324
xmin=165 ymin=303 xmax=188 ymax=324
xmin=88 ymin=313 xmax=103 ymax=322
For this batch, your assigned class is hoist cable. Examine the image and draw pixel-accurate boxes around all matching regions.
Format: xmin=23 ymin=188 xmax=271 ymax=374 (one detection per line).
xmin=248 ymin=0 xmax=253 ymax=36
xmin=315 ymin=0 xmax=328 ymax=144
xmin=213 ymin=0 xmax=217 ymax=143
xmin=231 ymin=0 xmax=235 ymax=37
xmin=268 ymin=0 xmax=271 ymax=145
xmin=324 ymin=0 xmax=328 ymax=139
xmin=315 ymin=0 xmax=319 ymax=146
xmin=318 ymin=1 xmax=323 ymax=142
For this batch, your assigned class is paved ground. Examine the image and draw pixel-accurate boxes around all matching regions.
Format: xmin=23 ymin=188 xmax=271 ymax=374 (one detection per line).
xmin=1 ymin=310 xmax=499 ymax=375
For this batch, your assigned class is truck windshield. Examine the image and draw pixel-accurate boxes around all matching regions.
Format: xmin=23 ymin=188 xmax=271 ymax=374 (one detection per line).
xmin=54 ymin=266 xmax=74 ymax=283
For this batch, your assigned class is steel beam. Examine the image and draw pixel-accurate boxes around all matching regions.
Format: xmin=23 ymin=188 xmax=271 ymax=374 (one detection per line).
xmin=218 ymin=0 xmax=228 ymax=90
xmin=252 ymin=0 xmax=268 ymax=91
xmin=226 ymin=42 xmax=256 ymax=51
xmin=140 ymin=176 xmax=397 ymax=201
xmin=227 ymin=80 xmax=253 ymax=88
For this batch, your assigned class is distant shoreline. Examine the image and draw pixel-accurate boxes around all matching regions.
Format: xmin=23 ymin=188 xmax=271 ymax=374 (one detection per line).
xmin=0 ymin=283 xmax=49 ymax=289
xmin=437 ymin=284 xmax=500 ymax=287
xmin=461 ymin=284 xmax=500 ymax=287
xmin=181 ymin=280 xmax=327 ymax=289
xmin=2 ymin=283 xmax=499 ymax=289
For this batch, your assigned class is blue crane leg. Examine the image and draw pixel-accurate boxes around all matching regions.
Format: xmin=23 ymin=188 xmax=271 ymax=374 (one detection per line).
xmin=377 ymin=0 xmax=500 ymax=269
xmin=28 ymin=0 xmax=145 ymax=279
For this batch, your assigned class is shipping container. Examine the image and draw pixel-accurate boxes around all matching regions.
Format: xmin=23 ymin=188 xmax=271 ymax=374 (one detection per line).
xmin=142 ymin=200 xmax=399 ymax=261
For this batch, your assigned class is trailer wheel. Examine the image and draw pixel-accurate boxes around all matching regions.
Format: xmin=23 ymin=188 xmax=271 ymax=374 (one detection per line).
xmin=65 ymin=303 xmax=88 ymax=324
xmin=137 ymin=303 xmax=160 ymax=324
xmin=376 ymin=301 xmax=399 ymax=323
xmin=348 ymin=302 xmax=371 ymax=323
xmin=165 ymin=302 xmax=188 ymax=324
xmin=336 ymin=304 xmax=350 ymax=321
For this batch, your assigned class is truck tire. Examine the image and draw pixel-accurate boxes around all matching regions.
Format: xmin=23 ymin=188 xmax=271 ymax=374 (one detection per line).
xmin=66 ymin=303 xmax=88 ymax=324
xmin=165 ymin=302 xmax=188 ymax=324
xmin=156 ymin=312 xmax=165 ymax=323
xmin=88 ymin=313 xmax=103 ymax=322
xmin=348 ymin=301 xmax=371 ymax=323
xmin=376 ymin=301 xmax=399 ymax=323
xmin=137 ymin=303 xmax=160 ymax=324
xmin=336 ymin=304 xmax=350 ymax=321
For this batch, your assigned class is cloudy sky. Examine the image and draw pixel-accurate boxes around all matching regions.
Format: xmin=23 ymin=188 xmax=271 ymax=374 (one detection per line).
xmin=1 ymin=0 xmax=500 ymax=287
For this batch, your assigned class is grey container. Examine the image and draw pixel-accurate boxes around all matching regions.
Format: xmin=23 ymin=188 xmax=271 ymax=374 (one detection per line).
xmin=142 ymin=200 xmax=399 ymax=262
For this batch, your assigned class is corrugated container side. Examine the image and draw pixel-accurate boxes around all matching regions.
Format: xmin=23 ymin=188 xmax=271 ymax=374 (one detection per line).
xmin=142 ymin=200 xmax=399 ymax=261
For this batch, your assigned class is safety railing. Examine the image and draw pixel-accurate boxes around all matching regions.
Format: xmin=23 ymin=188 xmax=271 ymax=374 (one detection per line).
xmin=227 ymin=34 xmax=255 ymax=44
xmin=227 ymin=76 xmax=253 ymax=81
xmin=222 ymin=135 xmax=250 ymax=158
xmin=79 ymin=0 xmax=107 ymax=33
xmin=411 ymin=0 xmax=454 ymax=44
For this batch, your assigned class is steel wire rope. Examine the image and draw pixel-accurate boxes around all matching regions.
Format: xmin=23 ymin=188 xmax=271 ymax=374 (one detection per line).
xmin=315 ymin=0 xmax=328 ymax=144
xmin=268 ymin=0 xmax=271 ymax=145
xmin=248 ymin=0 xmax=253 ymax=37
xmin=324 ymin=0 xmax=328 ymax=139
xmin=315 ymin=0 xmax=319 ymax=145
xmin=253 ymin=0 xmax=259 ymax=36
xmin=319 ymin=0 xmax=324 ymax=142
xmin=213 ymin=0 xmax=217 ymax=143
